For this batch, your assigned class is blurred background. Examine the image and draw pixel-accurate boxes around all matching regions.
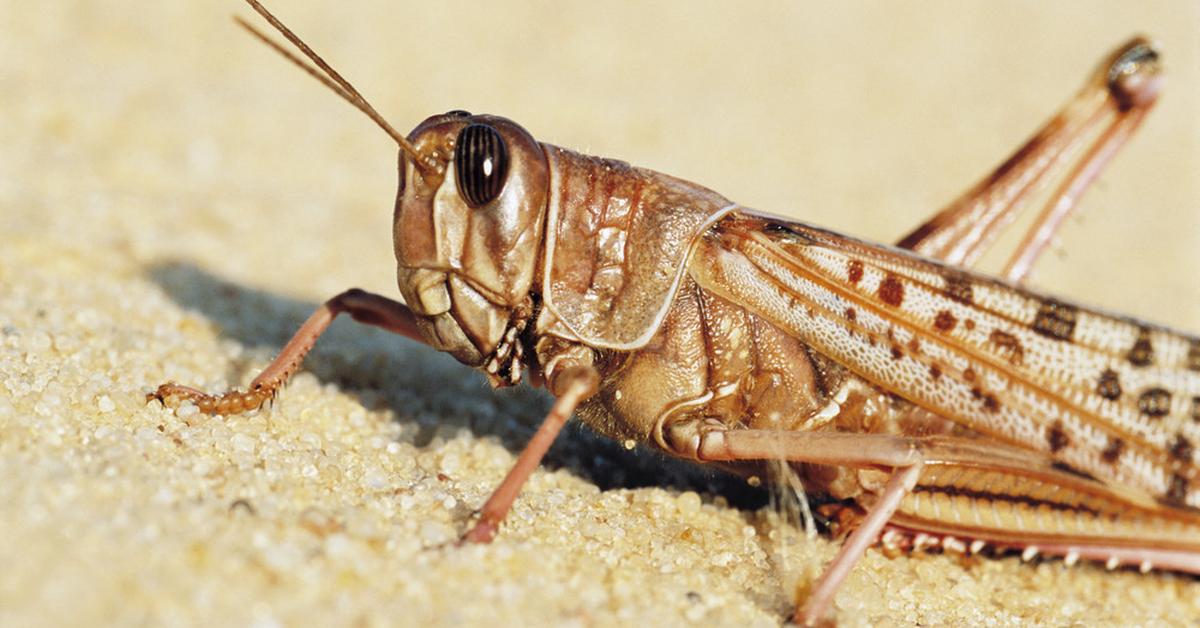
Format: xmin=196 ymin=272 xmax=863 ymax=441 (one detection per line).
xmin=5 ymin=0 xmax=1196 ymax=327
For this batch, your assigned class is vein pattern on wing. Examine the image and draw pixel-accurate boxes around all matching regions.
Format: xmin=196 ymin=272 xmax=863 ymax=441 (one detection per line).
xmin=693 ymin=215 xmax=1200 ymax=510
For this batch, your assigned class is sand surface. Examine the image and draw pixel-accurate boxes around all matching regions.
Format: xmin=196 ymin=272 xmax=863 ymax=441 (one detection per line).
xmin=3 ymin=1 xmax=1200 ymax=626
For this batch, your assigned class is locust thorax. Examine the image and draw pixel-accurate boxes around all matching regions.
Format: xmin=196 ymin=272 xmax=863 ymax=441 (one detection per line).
xmin=393 ymin=112 xmax=549 ymax=381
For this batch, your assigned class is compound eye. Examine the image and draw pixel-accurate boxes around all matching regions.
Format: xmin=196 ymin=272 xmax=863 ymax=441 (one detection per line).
xmin=454 ymin=123 xmax=509 ymax=208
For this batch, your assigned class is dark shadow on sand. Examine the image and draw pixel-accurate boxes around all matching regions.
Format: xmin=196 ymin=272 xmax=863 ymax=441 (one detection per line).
xmin=147 ymin=261 xmax=767 ymax=508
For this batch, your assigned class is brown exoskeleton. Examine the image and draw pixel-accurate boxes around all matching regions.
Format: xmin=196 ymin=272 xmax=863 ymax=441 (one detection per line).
xmin=150 ymin=2 xmax=1200 ymax=624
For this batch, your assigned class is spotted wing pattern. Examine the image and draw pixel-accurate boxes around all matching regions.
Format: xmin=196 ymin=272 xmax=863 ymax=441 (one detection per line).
xmin=693 ymin=214 xmax=1200 ymax=511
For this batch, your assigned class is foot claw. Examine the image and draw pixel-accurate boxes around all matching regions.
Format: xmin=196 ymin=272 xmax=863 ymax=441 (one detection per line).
xmin=146 ymin=382 xmax=272 ymax=415
xmin=148 ymin=382 xmax=204 ymax=408
xmin=461 ymin=517 xmax=498 ymax=545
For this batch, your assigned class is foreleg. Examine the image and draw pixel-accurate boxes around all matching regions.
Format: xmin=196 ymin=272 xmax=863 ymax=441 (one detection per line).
xmin=150 ymin=288 xmax=423 ymax=414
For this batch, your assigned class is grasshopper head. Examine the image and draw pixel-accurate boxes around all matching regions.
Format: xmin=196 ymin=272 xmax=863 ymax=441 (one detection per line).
xmin=392 ymin=112 xmax=549 ymax=368
xmin=234 ymin=4 xmax=549 ymax=372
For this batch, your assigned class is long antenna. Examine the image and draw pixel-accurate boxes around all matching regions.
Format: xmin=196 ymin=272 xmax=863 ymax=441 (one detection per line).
xmin=238 ymin=0 xmax=430 ymax=169
xmin=234 ymin=17 xmax=359 ymax=109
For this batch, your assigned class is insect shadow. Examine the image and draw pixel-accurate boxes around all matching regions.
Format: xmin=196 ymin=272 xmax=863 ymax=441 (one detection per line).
xmin=147 ymin=261 xmax=766 ymax=507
